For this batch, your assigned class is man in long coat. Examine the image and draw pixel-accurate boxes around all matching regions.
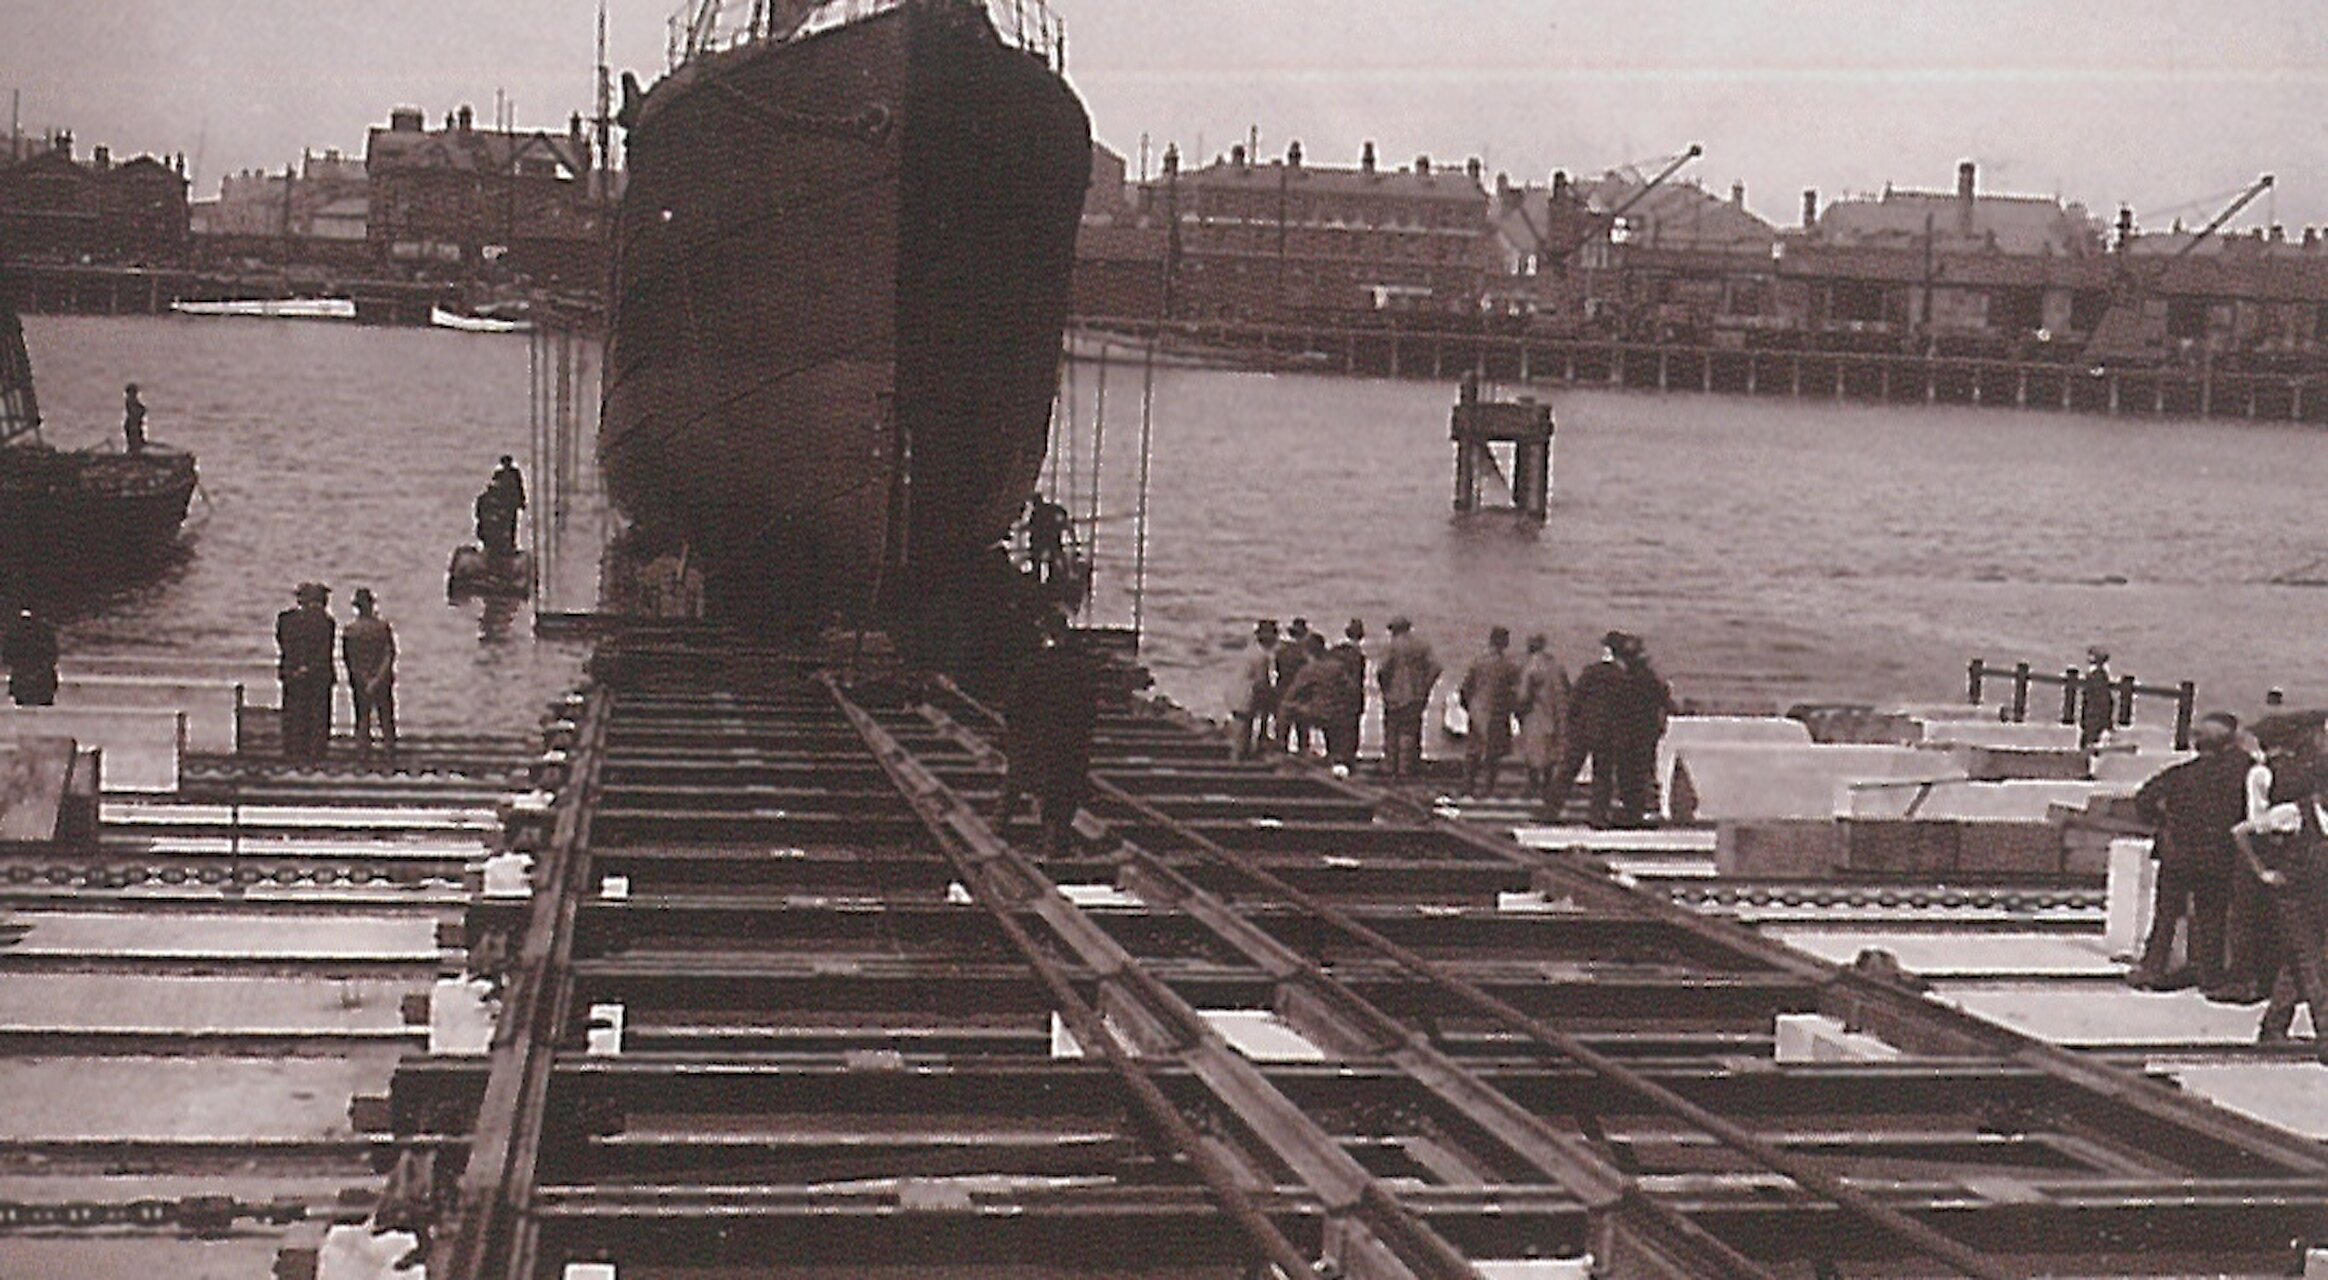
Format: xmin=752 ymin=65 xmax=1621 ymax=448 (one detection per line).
xmin=1374 ymin=616 xmax=1440 ymax=781
xmin=276 ymin=582 xmax=336 ymax=764
xmin=1457 ymin=626 xmax=1521 ymax=796
xmin=993 ymin=612 xmax=1098 ymax=856
xmin=2130 ymin=711 xmax=2248 ymax=993
xmin=1541 ymin=632 xmax=1631 ymax=826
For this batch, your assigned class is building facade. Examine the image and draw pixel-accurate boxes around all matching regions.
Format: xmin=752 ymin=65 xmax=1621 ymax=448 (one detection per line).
xmin=364 ymin=105 xmax=601 ymax=281
xmin=0 ymin=134 xmax=190 ymax=265
xmin=1138 ymin=142 xmax=1493 ymax=320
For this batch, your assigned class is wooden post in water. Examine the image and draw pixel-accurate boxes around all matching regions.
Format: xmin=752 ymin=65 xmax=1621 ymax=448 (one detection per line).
xmin=1450 ymin=378 xmax=1552 ymax=521
xmin=2059 ymin=668 xmax=2080 ymax=726
xmin=2117 ymin=675 xmax=2137 ymax=727
xmin=2174 ymin=681 xmax=2196 ymax=750
xmin=1967 ymin=658 xmax=1986 ymax=705
xmin=2011 ymin=662 xmax=2031 ymax=723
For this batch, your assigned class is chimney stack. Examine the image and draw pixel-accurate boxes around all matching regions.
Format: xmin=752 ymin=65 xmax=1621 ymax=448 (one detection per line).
xmin=1730 ymin=180 xmax=1745 ymax=208
xmin=1466 ymin=155 xmax=1482 ymax=183
xmin=1956 ymin=161 xmax=1976 ymax=202
xmin=2114 ymin=205 xmax=2134 ymax=253
xmin=1360 ymin=140 xmax=1376 ymax=174
xmin=1801 ymin=188 xmax=1818 ymax=230
xmin=1552 ymin=170 xmax=1570 ymax=201
xmin=1286 ymin=139 xmax=1302 ymax=169
xmin=457 ymin=104 xmax=474 ymax=132
xmin=91 ymin=145 xmax=110 ymax=170
xmin=1415 ymin=154 xmax=1431 ymax=176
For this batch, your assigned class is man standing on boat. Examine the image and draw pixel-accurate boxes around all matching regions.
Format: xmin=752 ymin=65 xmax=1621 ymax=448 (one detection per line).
xmin=476 ymin=456 xmax=526 ymax=560
xmin=121 ymin=383 xmax=146 ymax=453
xmin=275 ymin=582 xmax=336 ymax=764
xmin=342 ymin=587 xmax=398 ymax=769
xmin=2 ymin=608 xmax=58 ymax=707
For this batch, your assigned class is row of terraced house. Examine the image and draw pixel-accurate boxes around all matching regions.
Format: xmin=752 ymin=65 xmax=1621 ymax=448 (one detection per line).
xmin=1075 ymin=143 xmax=2328 ymax=370
xmin=0 ymin=106 xmax=607 ymax=287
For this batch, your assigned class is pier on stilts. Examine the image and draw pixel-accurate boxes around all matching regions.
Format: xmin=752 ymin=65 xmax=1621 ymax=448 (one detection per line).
xmin=370 ymin=626 xmax=2328 ymax=1280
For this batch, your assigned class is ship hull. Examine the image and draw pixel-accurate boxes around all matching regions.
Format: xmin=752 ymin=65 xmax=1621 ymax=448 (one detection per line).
xmin=600 ymin=1 xmax=1090 ymax=620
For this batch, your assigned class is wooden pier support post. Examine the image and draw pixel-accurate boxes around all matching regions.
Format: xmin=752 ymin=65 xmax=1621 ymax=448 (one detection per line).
xmin=2174 ymin=680 xmax=2196 ymax=751
xmin=1450 ymin=380 xmax=1553 ymax=522
xmin=2059 ymin=668 xmax=2081 ymax=726
xmin=2117 ymin=675 xmax=2137 ymax=727
xmin=1967 ymin=658 xmax=1986 ymax=706
xmin=2011 ymin=662 xmax=2031 ymax=723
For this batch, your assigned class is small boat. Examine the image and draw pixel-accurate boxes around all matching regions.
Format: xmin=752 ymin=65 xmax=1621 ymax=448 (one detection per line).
xmin=0 ymin=301 xmax=199 ymax=581
xmin=170 ymin=298 xmax=357 ymax=321
xmin=447 ymin=545 xmax=533 ymax=599
xmin=430 ymin=305 xmax=532 ymax=335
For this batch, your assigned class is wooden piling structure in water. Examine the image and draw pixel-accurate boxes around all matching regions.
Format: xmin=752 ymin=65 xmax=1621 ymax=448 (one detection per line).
xmin=1450 ymin=377 xmax=1554 ymax=521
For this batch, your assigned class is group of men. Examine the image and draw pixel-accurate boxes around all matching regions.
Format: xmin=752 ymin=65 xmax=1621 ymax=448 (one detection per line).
xmin=2133 ymin=708 xmax=2328 ymax=1055
xmin=1455 ymin=627 xmax=1676 ymax=826
xmin=1224 ymin=616 xmax=1675 ymax=826
xmin=275 ymin=581 xmax=398 ymax=766
xmin=1229 ymin=614 xmax=1439 ymax=778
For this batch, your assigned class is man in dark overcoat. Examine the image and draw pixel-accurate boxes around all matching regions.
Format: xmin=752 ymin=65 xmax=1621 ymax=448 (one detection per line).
xmin=276 ymin=582 xmax=336 ymax=763
xmin=2129 ymin=711 xmax=2248 ymax=993
xmin=993 ymin=611 xmax=1098 ymax=856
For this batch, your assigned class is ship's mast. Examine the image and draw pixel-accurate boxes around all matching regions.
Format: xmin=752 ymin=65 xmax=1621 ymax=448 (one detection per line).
xmin=594 ymin=0 xmax=612 ymax=204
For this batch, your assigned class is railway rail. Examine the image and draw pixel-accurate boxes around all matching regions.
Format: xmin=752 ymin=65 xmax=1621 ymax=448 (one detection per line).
xmin=407 ymin=635 xmax=2328 ymax=1278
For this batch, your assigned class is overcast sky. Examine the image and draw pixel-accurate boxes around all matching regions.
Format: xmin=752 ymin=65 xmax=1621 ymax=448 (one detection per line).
xmin=3 ymin=1 xmax=2322 ymax=228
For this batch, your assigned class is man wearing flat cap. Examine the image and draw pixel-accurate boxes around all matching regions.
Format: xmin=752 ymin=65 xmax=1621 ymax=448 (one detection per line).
xmin=276 ymin=582 xmax=336 ymax=764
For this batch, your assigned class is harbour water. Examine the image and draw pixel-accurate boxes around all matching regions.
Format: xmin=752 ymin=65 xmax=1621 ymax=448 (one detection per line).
xmin=21 ymin=314 xmax=2328 ymax=738
xmin=18 ymin=314 xmax=606 ymax=735
xmin=1064 ymin=361 xmax=2328 ymax=724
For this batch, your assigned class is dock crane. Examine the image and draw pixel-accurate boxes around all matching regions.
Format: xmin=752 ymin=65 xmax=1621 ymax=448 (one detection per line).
xmin=2083 ymin=172 xmax=2274 ymax=367
xmin=1605 ymin=142 xmax=1705 ymax=244
xmin=1574 ymin=143 xmax=1703 ymax=335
